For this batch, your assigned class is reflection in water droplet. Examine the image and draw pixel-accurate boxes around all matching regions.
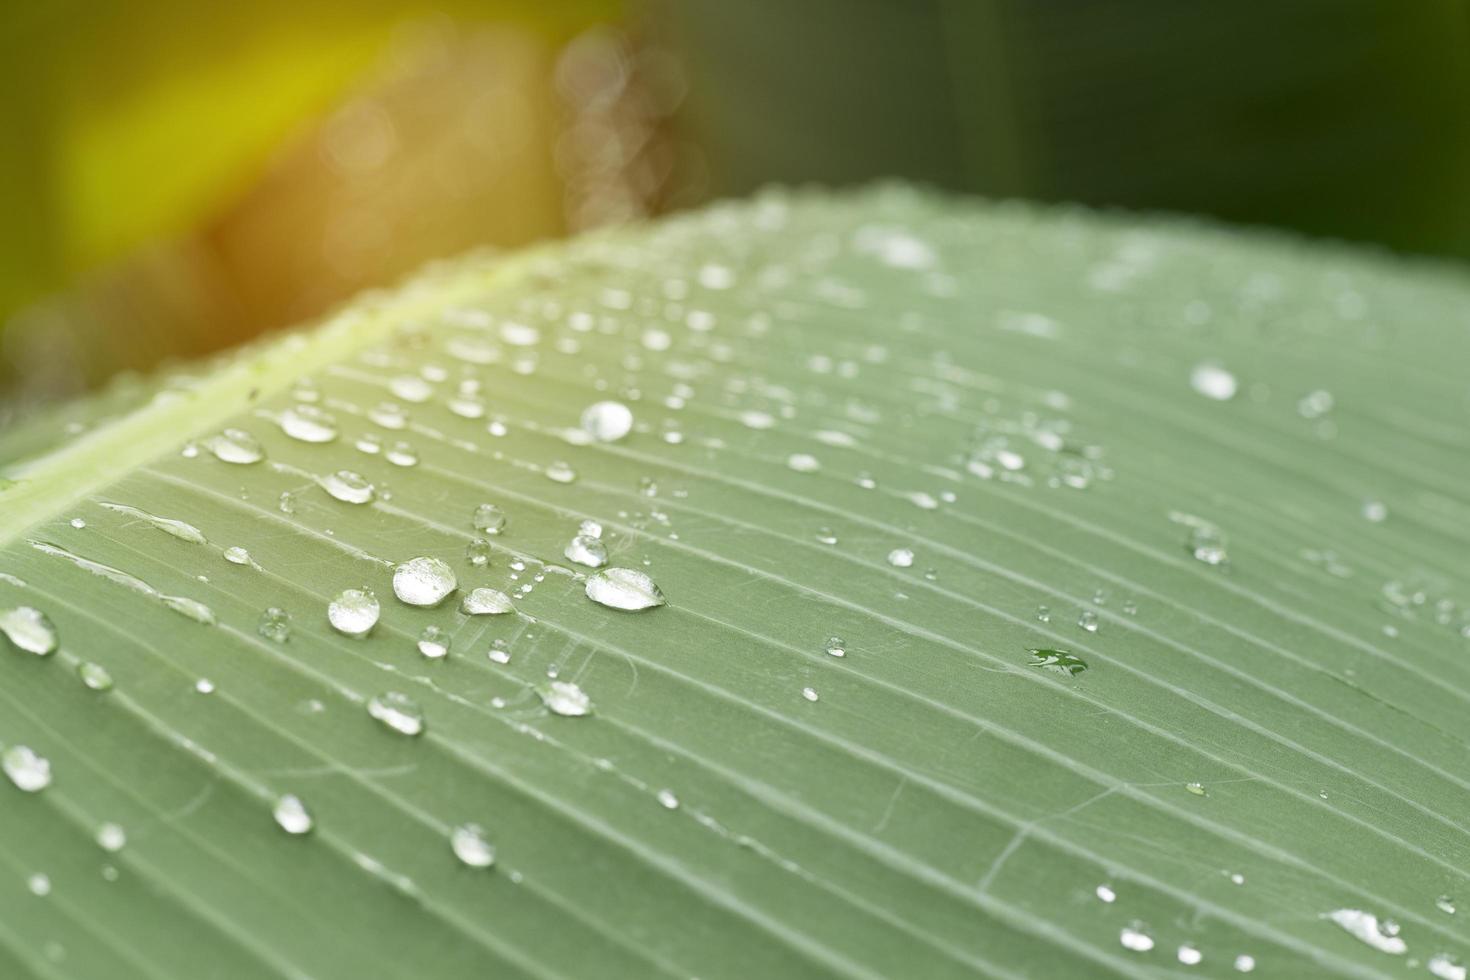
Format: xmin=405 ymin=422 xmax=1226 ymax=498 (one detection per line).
xmin=564 ymin=535 xmax=608 ymax=568
xmin=328 ymin=590 xmax=379 ymax=637
xmin=585 ymin=568 xmax=665 ymax=610
xmin=462 ymin=588 xmax=515 ymax=616
xmin=472 ymin=504 xmax=507 ymax=535
xmin=1028 ymin=649 xmax=1088 ymax=676
xmin=2 ymin=745 xmax=52 ymax=792
xmin=368 ymin=692 xmax=425 ymax=736
xmin=322 ymin=470 xmax=375 ymax=505
xmin=273 ymin=794 xmax=313 ymax=834
xmin=581 ymin=401 xmax=634 ymax=442
xmin=209 ymin=428 xmax=264 ymax=464
xmin=259 ymin=607 xmax=292 ymax=642
xmin=540 ymin=681 xmax=591 ymax=717
xmin=393 ymin=557 xmax=457 ymax=607
xmin=77 ymin=661 xmax=113 ymax=691
xmin=450 ymin=823 xmax=496 ymax=868
xmin=0 ymin=606 xmax=58 ymax=655
xmin=417 ymin=625 xmax=449 ymax=659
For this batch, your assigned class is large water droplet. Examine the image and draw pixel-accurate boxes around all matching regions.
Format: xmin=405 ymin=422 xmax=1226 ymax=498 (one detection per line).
xmin=1325 ymin=909 xmax=1407 ymax=954
xmin=77 ymin=662 xmax=113 ymax=691
xmin=322 ymin=470 xmax=375 ymax=505
xmin=472 ymin=504 xmax=507 ymax=535
xmin=328 ymin=589 xmax=380 ymax=637
xmin=580 ymin=401 xmax=634 ymax=442
xmin=417 ymin=625 xmax=449 ymax=659
xmin=279 ymin=405 xmax=338 ymax=443
xmin=0 ymin=606 xmax=58 ymax=655
xmin=209 ymin=428 xmax=264 ymax=464
xmin=368 ymin=692 xmax=425 ymax=735
xmin=450 ymin=823 xmax=496 ymax=868
xmin=273 ymin=794 xmax=314 ymax=834
xmin=1028 ymin=649 xmax=1088 ymax=676
xmin=540 ymin=680 xmax=591 ymax=717
xmin=564 ymin=534 xmax=608 ymax=568
xmin=461 ymin=588 xmax=514 ymax=616
xmin=585 ymin=568 xmax=665 ymax=610
xmin=1190 ymin=363 xmax=1238 ymax=401
xmin=393 ymin=557 xmax=457 ymax=607
xmin=2 ymin=745 xmax=52 ymax=792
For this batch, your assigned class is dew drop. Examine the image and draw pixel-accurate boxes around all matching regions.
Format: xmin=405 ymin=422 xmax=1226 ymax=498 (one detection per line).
xmin=1190 ymin=363 xmax=1238 ymax=401
xmin=369 ymin=402 xmax=407 ymax=429
xmin=328 ymin=589 xmax=379 ymax=637
xmin=564 ymin=534 xmax=608 ymax=568
xmin=28 ymin=873 xmax=50 ymax=897
xmin=487 ymin=638 xmax=510 ymax=664
xmin=1120 ymin=921 xmax=1155 ymax=952
xmin=385 ymin=442 xmax=419 ymax=467
xmin=321 ymin=470 xmax=375 ymax=505
xmin=786 ymin=453 xmax=821 ymax=473
xmin=1185 ymin=781 xmax=1207 ymax=796
xmin=1234 ymin=954 xmax=1256 ymax=973
xmin=273 ymin=794 xmax=313 ymax=834
xmin=1178 ymin=944 xmax=1202 ymax=966
xmin=367 ymin=692 xmax=425 ymax=736
xmin=472 ymin=504 xmax=507 ymax=535
xmin=657 ymin=788 xmax=680 ymax=810
xmin=1436 ymin=895 xmax=1456 ymax=915
xmin=824 ymin=636 xmax=846 ymax=658
xmin=389 ymin=375 xmax=432 ymax=403
xmin=1028 ymin=649 xmax=1088 ymax=676
xmin=393 ymin=557 xmax=457 ymax=607
xmin=461 ymin=588 xmax=515 ymax=616
xmin=801 ymin=686 xmax=819 ymax=702
xmin=450 ymin=823 xmax=496 ymax=868
xmin=545 ymin=461 xmax=578 ymax=484
xmin=2 ymin=745 xmax=52 ymax=792
xmin=417 ymin=625 xmax=449 ymax=659
xmin=1077 ymin=609 xmax=1100 ymax=632
xmin=0 ymin=606 xmax=58 ymax=656
xmin=258 ymin=607 xmax=292 ymax=643
xmin=887 ymin=548 xmax=915 ymax=568
xmin=540 ymin=680 xmax=591 ymax=717
xmin=1096 ymin=884 xmax=1116 ymax=903
xmin=195 ymin=678 xmax=215 ymax=695
xmin=1429 ymin=953 xmax=1467 ymax=980
xmin=580 ymin=401 xmax=634 ymax=442
xmin=223 ymin=546 xmax=251 ymax=565
xmin=209 ymin=428 xmax=264 ymax=464
xmin=69 ymin=517 xmax=86 ymax=529
xmin=77 ymin=661 xmax=113 ymax=691
xmin=1325 ymin=909 xmax=1407 ymax=954
xmin=279 ymin=405 xmax=338 ymax=443
xmin=96 ymin=823 xmax=126 ymax=853
xmin=585 ymin=567 xmax=665 ymax=610
xmin=465 ymin=539 xmax=493 ymax=567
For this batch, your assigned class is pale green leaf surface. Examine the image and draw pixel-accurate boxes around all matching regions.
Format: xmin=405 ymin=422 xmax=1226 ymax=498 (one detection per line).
xmin=1 ymin=187 xmax=1469 ymax=978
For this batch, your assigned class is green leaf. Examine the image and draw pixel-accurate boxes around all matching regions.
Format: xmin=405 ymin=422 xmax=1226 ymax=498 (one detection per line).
xmin=1 ymin=186 xmax=1468 ymax=977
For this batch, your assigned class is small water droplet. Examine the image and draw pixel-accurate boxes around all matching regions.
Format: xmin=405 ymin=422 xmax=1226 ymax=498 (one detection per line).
xmin=465 ymin=539 xmax=493 ymax=566
xmin=1028 ymin=649 xmax=1088 ymax=676
xmin=1229 ymin=872 xmax=1245 ymax=885
xmin=258 ymin=607 xmax=291 ymax=642
xmin=540 ymin=680 xmax=591 ymax=717
xmin=328 ymin=589 xmax=380 ymax=637
xmin=279 ymin=405 xmax=338 ymax=443
xmin=2 ymin=745 xmax=52 ymax=792
xmin=417 ymin=625 xmax=449 ymax=659
xmin=1035 ymin=604 xmax=1051 ymax=623
xmin=393 ymin=557 xmax=457 ymax=607
xmin=1190 ymin=363 xmax=1238 ymax=401
xmin=472 ymin=504 xmax=507 ymax=535
xmin=1429 ymin=953 xmax=1467 ymax=980
xmin=28 ymin=873 xmax=50 ymax=897
xmin=367 ymin=692 xmax=425 ymax=736
xmin=385 ymin=442 xmax=419 ymax=467
xmin=96 ymin=823 xmax=126 ymax=853
xmin=545 ymin=461 xmax=578 ymax=484
xmin=564 ymin=535 xmax=608 ymax=568
xmin=461 ymin=588 xmax=515 ymax=616
xmin=98 ymin=502 xmax=207 ymax=544
xmin=887 ymin=548 xmax=914 ymax=568
xmin=195 ymin=678 xmax=215 ymax=695
xmin=1096 ymin=884 xmax=1116 ymax=903
xmin=1362 ymin=499 xmax=1388 ymax=523
xmin=1436 ymin=895 xmax=1457 ymax=915
xmin=1325 ymin=909 xmax=1406 ymax=954
xmin=580 ymin=401 xmax=634 ymax=442
xmin=450 ymin=823 xmax=496 ymax=868
xmin=69 ymin=517 xmax=86 ymax=529
xmin=656 ymin=788 xmax=680 ymax=809
xmin=801 ymin=686 xmax=819 ymax=702
xmin=585 ymin=568 xmax=665 ymax=610
xmin=1077 ymin=609 xmax=1100 ymax=633
xmin=1185 ymin=781 xmax=1207 ymax=796
xmin=77 ymin=661 xmax=113 ymax=691
xmin=1178 ymin=944 xmax=1202 ymax=965
xmin=824 ymin=636 xmax=846 ymax=658
xmin=1120 ymin=921 xmax=1155 ymax=952
xmin=321 ymin=470 xmax=375 ymax=505
xmin=389 ymin=375 xmax=433 ymax=403
xmin=1 ymin=606 xmax=58 ymax=655
xmin=278 ymin=491 xmax=296 ymax=514
xmin=370 ymin=402 xmax=408 ymax=429
xmin=786 ymin=453 xmax=821 ymax=473
xmin=1233 ymin=954 xmax=1256 ymax=973
xmin=223 ymin=546 xmax=251 ymax=565
xmin=209 ymin=428 xmax=264 ymax=464
xmin=487 ymin=639 xmax=511 ymax=664
xmin=273 ymin=794 xmax=313 ymax=834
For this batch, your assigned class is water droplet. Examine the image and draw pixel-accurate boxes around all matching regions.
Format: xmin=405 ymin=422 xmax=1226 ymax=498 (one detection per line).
xmin=258 ymin=607 xmax=291 ymax=642
xmin=279 ymin=405 xmax=338 ymax=443
xmin=369 ymin=402 xmax=407 ymax=429
xmin=1233 ymin=954 xmax=1256 ymax=973
xmin=328 ymin=589 xmax=380 ymax=637
xmin=96 ymin=823 xmax=126 ymax=852
xmin=1229 ymin=872 xmax=1245 ymax=885
xmin=2 ymin=745 xmax=52 ymax=792
xmin=1190 ymin=363 xmax=1238 ymax=401
xmin=487 ymin=638 xmax=510 ymax=664
xmin=1325 ymin=909 xmax=1407 ymax=954
xmin=278 ymin=491 xmax=296 ymax=514
xmin=801 ymin=686 xmax=819 ymax=702
xmin=1178 ymin=944 xmax=1202 ymax=966
xmin=194 ymin=678 xmax=215 ymax=695
xmin=887 ymin=548 xmax=914 ymax=568
xmin=540 ymin=680 xmax=591 ymax=717
xmin=1185 ymin=781 xmax=1207 ymax=796
xmin=1077 ymin=609 xmax=1100 ymax=632
xmin=461 ymin=588 xmax=514 ymax=616
xmin=1429 ymin=953 xmax=1467 ymax=980
xmin=393 ymin=557 xmax=457 ymax=607
xmin=824 ymin=636 xmax=846 ymax=658
xmin=1436 ymin=895 xmax=1456 ymax=915
xmin=1035 ymin=605 xmax=1051 ymax=623
xmin=321 ymin=470 xmax=375 ymax=505
xmin=545 ymin=461 xmax=578 ymax=484
xmin=786 ymin=453 xmax=821 ymax=473
xmin=1028 ymin=649 xmax=1088 ymax=676
xmin=28 ymin=873 xmax=50 ymax=897
xmin=0 ymin=606 xmax=58 ymax=655
xmin=417 ymin=625 xmax=449 ymax=659
xmin=355 ymin=433 xmax=382 ymax=454
xmin=77 ymin=661 xmax=113 ymax=691
xmin=223 ymin=546 xmax=251 ymax=565
xmin=1172 ymin=512 xmax=1228 ymax=566
xmin=273 ymin=794 xmax=313 ymax=834
xmin=1096 ymin=884 xmax=1116 ymax=903
xmin=450 ymin=823 xmax=496 ymax=868
xmin=385 ymin=442 xmax=419 ymax=467
xmin=98 ymin=502 xmax=207 ymax=544
xmin=1363 ymin=499 xmax=1388 ymax=523
xmin=465 ymin=539 xmax=493 ymax=567
xmin=564 ymin=534 xmax=608 ymax=568
xmin=580 ymin=401 xmax=634 ymax=442
xmin=367 ymin=692 xmax=425 ymax=736
xmin=389 ymin=375 xmax=433 ymax=403
xmin=1120 ymin=921 xmax=1155 ymax=952
xmin=472 ymin=504 xmax=507 ymax=535
xmin=585 ymin=568 xmax=665 ymax=610
xmin=209 ymin=428 xmax=264 ymax=464
xmin=657 ymin=788 xmax=680 ymax=809
xmin=69 ymin=517 xmax=86 ymax=529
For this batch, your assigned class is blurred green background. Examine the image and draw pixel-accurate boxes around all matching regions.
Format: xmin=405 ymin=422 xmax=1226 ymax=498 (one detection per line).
xmin=3 ymin=0 xmax=1468 ymax=423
